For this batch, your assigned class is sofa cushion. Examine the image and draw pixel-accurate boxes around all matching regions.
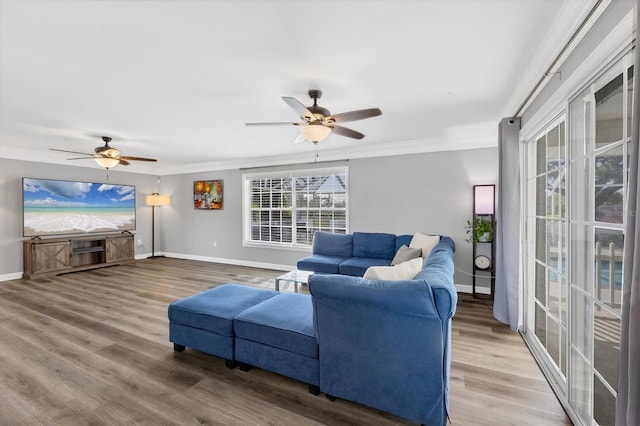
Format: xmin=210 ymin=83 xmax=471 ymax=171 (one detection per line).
xmin=391 ymin=245 xmax=422 ymax=266
xmin=234 ymin=293 xmax=318 ymax=358
xmin=312 ymin=231 xmax=353 ymax=257
xmin=395 ymin=234 xmax=413 ymax=252
xmin=410 ymin=232 xmax=440 ymax=259
xmin=297 ymin=254 xmax=349 ymax=274
xmin=168 ymin=284 xmax=278 ymax=336
xmin=339 ymin=257 xmax=392 ymax=277
xmin=363 ymin=257 xmax=423 ymax=281
xmin=352 ymin=232 xmax=396 ymax=259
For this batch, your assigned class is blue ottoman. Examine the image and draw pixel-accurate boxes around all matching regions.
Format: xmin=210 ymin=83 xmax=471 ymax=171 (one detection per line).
xmin=234 ymin=293 xmax=319 ymax=391
xmin=168 ymin=284 xmax=278 ymax=366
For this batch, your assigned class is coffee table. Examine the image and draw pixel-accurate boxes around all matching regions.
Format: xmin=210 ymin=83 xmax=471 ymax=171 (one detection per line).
xmin=275 ymin=270 xmax=314 ymax=292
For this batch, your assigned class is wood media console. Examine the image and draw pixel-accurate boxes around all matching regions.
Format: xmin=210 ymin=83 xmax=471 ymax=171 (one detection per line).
xmin=23 ymin=233 xmax=135 ymax=279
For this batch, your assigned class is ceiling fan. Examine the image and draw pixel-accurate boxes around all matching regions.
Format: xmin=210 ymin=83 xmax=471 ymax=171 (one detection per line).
xmin=50 ymin=136 xmax=157 ymax=169
xmin=246 ymin=90 xmax=382 ymax=144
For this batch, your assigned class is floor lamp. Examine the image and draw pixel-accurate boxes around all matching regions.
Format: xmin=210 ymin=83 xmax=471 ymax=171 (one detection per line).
xmin=146 ymin=193 xmax=171 ymax=258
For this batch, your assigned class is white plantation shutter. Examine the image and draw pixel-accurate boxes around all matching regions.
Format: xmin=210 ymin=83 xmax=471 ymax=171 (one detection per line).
xmin=244 ymin=167 xmax=348 ymax=247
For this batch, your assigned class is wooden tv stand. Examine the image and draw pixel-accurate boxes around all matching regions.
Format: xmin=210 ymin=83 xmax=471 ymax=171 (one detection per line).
xmin=23 ymin=233 xmax=135 ymax=279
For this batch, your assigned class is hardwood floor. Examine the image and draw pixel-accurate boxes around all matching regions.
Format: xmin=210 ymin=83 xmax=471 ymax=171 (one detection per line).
xmin=0 ymin=258 xmax=571 ymax=425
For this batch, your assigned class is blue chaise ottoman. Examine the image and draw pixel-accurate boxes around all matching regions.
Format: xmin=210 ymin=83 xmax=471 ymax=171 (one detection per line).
xmin=168 ymin=284 xmax=279 ymax=367
xmin=234 ymin=293 xmax=320 ymax=394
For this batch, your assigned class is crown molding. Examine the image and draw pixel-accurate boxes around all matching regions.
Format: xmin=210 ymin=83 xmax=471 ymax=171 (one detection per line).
xmin=1 ymin=121 xmax=498 ymax=175
xmin=157 ymin=128 xmax=497 ymax=175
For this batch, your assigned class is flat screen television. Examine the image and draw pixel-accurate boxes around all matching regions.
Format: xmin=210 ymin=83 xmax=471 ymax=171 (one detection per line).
xmin=23 ymin=177 xmax=136 ymax=237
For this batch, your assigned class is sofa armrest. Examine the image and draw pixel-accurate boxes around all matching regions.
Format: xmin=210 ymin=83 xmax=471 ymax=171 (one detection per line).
xmin=416 ymin=239 xmax=457 ymax=322
xmin=428 ymin=281 xmax=458 ymax=322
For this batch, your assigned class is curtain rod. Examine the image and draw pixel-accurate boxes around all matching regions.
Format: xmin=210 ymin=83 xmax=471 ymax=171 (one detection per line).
xmin=239 ymin=159 xmax=349 ymax=171
xmin=510 ymin=0 xmax=604 ymax=121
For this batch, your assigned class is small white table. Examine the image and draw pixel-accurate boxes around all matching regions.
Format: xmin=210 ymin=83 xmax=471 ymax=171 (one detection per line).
xmin=275 ymin=270 xmax=314 ymax=292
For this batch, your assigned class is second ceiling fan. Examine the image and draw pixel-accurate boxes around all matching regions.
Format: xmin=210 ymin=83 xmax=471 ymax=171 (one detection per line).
xmin=50 ymin=136 xmax=157 ymax=169
xmin=246 ymin=90 xmax=382 ymax=144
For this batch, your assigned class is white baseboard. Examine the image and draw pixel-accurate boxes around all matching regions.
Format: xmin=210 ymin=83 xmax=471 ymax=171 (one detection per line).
xmin=455 ymin=283 xmax=491 ymax=295
xmin=0 ymin=272 xmax=24 ymax=282
xmin=162 ymin=252 xmax=294 ymax=272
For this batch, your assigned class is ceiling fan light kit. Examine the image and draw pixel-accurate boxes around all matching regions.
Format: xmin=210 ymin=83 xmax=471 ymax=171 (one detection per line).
xmin=95 ymin=156 xmax=120 ymax=169
xmin=301 ymin=124 xmax=331 ymax=143
xmin=246 ymin=89 xmax=382 ymax=144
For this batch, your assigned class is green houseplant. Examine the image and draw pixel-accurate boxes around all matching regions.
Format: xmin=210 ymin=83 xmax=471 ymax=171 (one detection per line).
xmin=465 ymin=218 xmax=495 ymax=243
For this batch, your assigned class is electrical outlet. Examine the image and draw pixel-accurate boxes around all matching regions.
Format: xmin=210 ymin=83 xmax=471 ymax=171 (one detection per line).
xmin=213 ymin=241 xmax=217 ymax=248
xmin=137 ymin=239 xmax=142 ymax=247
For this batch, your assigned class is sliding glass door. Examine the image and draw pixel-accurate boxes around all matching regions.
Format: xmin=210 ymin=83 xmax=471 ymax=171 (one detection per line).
xmin=523 ymin=50 xmax=633 ymax=426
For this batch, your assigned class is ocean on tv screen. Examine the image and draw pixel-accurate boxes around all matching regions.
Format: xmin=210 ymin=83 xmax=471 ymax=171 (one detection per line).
xmin=23 ymin=178 xmax=136 ymax=236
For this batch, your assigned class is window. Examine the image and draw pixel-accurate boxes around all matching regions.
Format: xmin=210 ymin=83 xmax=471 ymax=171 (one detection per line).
xmin=243 ymin=167 xmax=348 ymax=248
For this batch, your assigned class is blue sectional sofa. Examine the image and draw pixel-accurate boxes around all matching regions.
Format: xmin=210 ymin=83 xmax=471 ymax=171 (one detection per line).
xmin=297 ymin=231 xmax=428 ymax=276
xmin=168 ymin=236 xmax=456 ymax=426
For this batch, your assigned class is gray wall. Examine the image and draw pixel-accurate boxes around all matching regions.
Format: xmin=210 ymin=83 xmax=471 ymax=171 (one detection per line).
xmin=159 ymin=148 xmax=498 ymax=289
xmin=0 ymin=158 xmax=158 ymax=278
xmin=1 ymin=148 xmax=498 ymax=289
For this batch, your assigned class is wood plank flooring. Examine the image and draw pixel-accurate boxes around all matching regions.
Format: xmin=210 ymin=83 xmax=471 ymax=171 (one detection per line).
xmin=0 ymin=258 xmax=571 ymax=425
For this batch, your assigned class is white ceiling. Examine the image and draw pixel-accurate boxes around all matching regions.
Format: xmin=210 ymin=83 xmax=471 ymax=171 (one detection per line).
xmin=0 ymin=0 xmax=591 ymax=175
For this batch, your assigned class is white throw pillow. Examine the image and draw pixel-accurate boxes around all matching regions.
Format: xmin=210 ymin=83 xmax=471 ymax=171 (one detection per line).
xmin=409 ymin=232 xmax=440 ymax=259
xmin=363 ymin=257 xmax=423 ymax=281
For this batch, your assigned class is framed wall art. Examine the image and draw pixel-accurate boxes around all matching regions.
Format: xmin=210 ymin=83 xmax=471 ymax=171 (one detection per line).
xmin=194 ymin=180 xmax=223 ymax=210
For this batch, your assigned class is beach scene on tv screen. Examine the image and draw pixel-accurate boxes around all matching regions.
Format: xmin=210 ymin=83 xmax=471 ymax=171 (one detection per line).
xmin=23 ymin=178 xmax=136 ymax=236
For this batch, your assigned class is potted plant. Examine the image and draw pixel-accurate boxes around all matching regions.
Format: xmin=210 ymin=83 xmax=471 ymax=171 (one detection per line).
xmin=465 ymin=218 xmax=495 ymax=243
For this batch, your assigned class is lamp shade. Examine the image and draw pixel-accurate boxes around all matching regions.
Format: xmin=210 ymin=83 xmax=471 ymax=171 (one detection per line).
xmin=301 ymin=124 xmax=331 ymax=143
xmin=146 ymin=193 xmax=171 ymax=206
xmin=474 ymin=185 xmax=495 ymax=215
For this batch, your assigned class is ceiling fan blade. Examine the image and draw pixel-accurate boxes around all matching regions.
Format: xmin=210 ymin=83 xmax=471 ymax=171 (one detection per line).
xmin=50 ymin=148 xmax=95 ymax=156
xmin=245 ymin=122 xmax=304 ymax=126
xmin=327 ymin=108 xmax=382 ymax=123
xmin=293 ymin=132 xmax=307 ymax=144
xmin=282 ymin=97 xmax=315 ymax=120
xmin=119 ymin=155 xmax=157 ymax=162
xmin=330 ymin=125 xmax=365 ymax=140
xmin=66 ymin=156 xmax=98 ymax=160
xmin=118 ymin=159 xmax=130 ymax=166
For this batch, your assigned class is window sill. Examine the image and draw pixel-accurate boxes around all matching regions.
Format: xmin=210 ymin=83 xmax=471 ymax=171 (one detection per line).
xmin=243 ymin=241 xmax=312 ymax=252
